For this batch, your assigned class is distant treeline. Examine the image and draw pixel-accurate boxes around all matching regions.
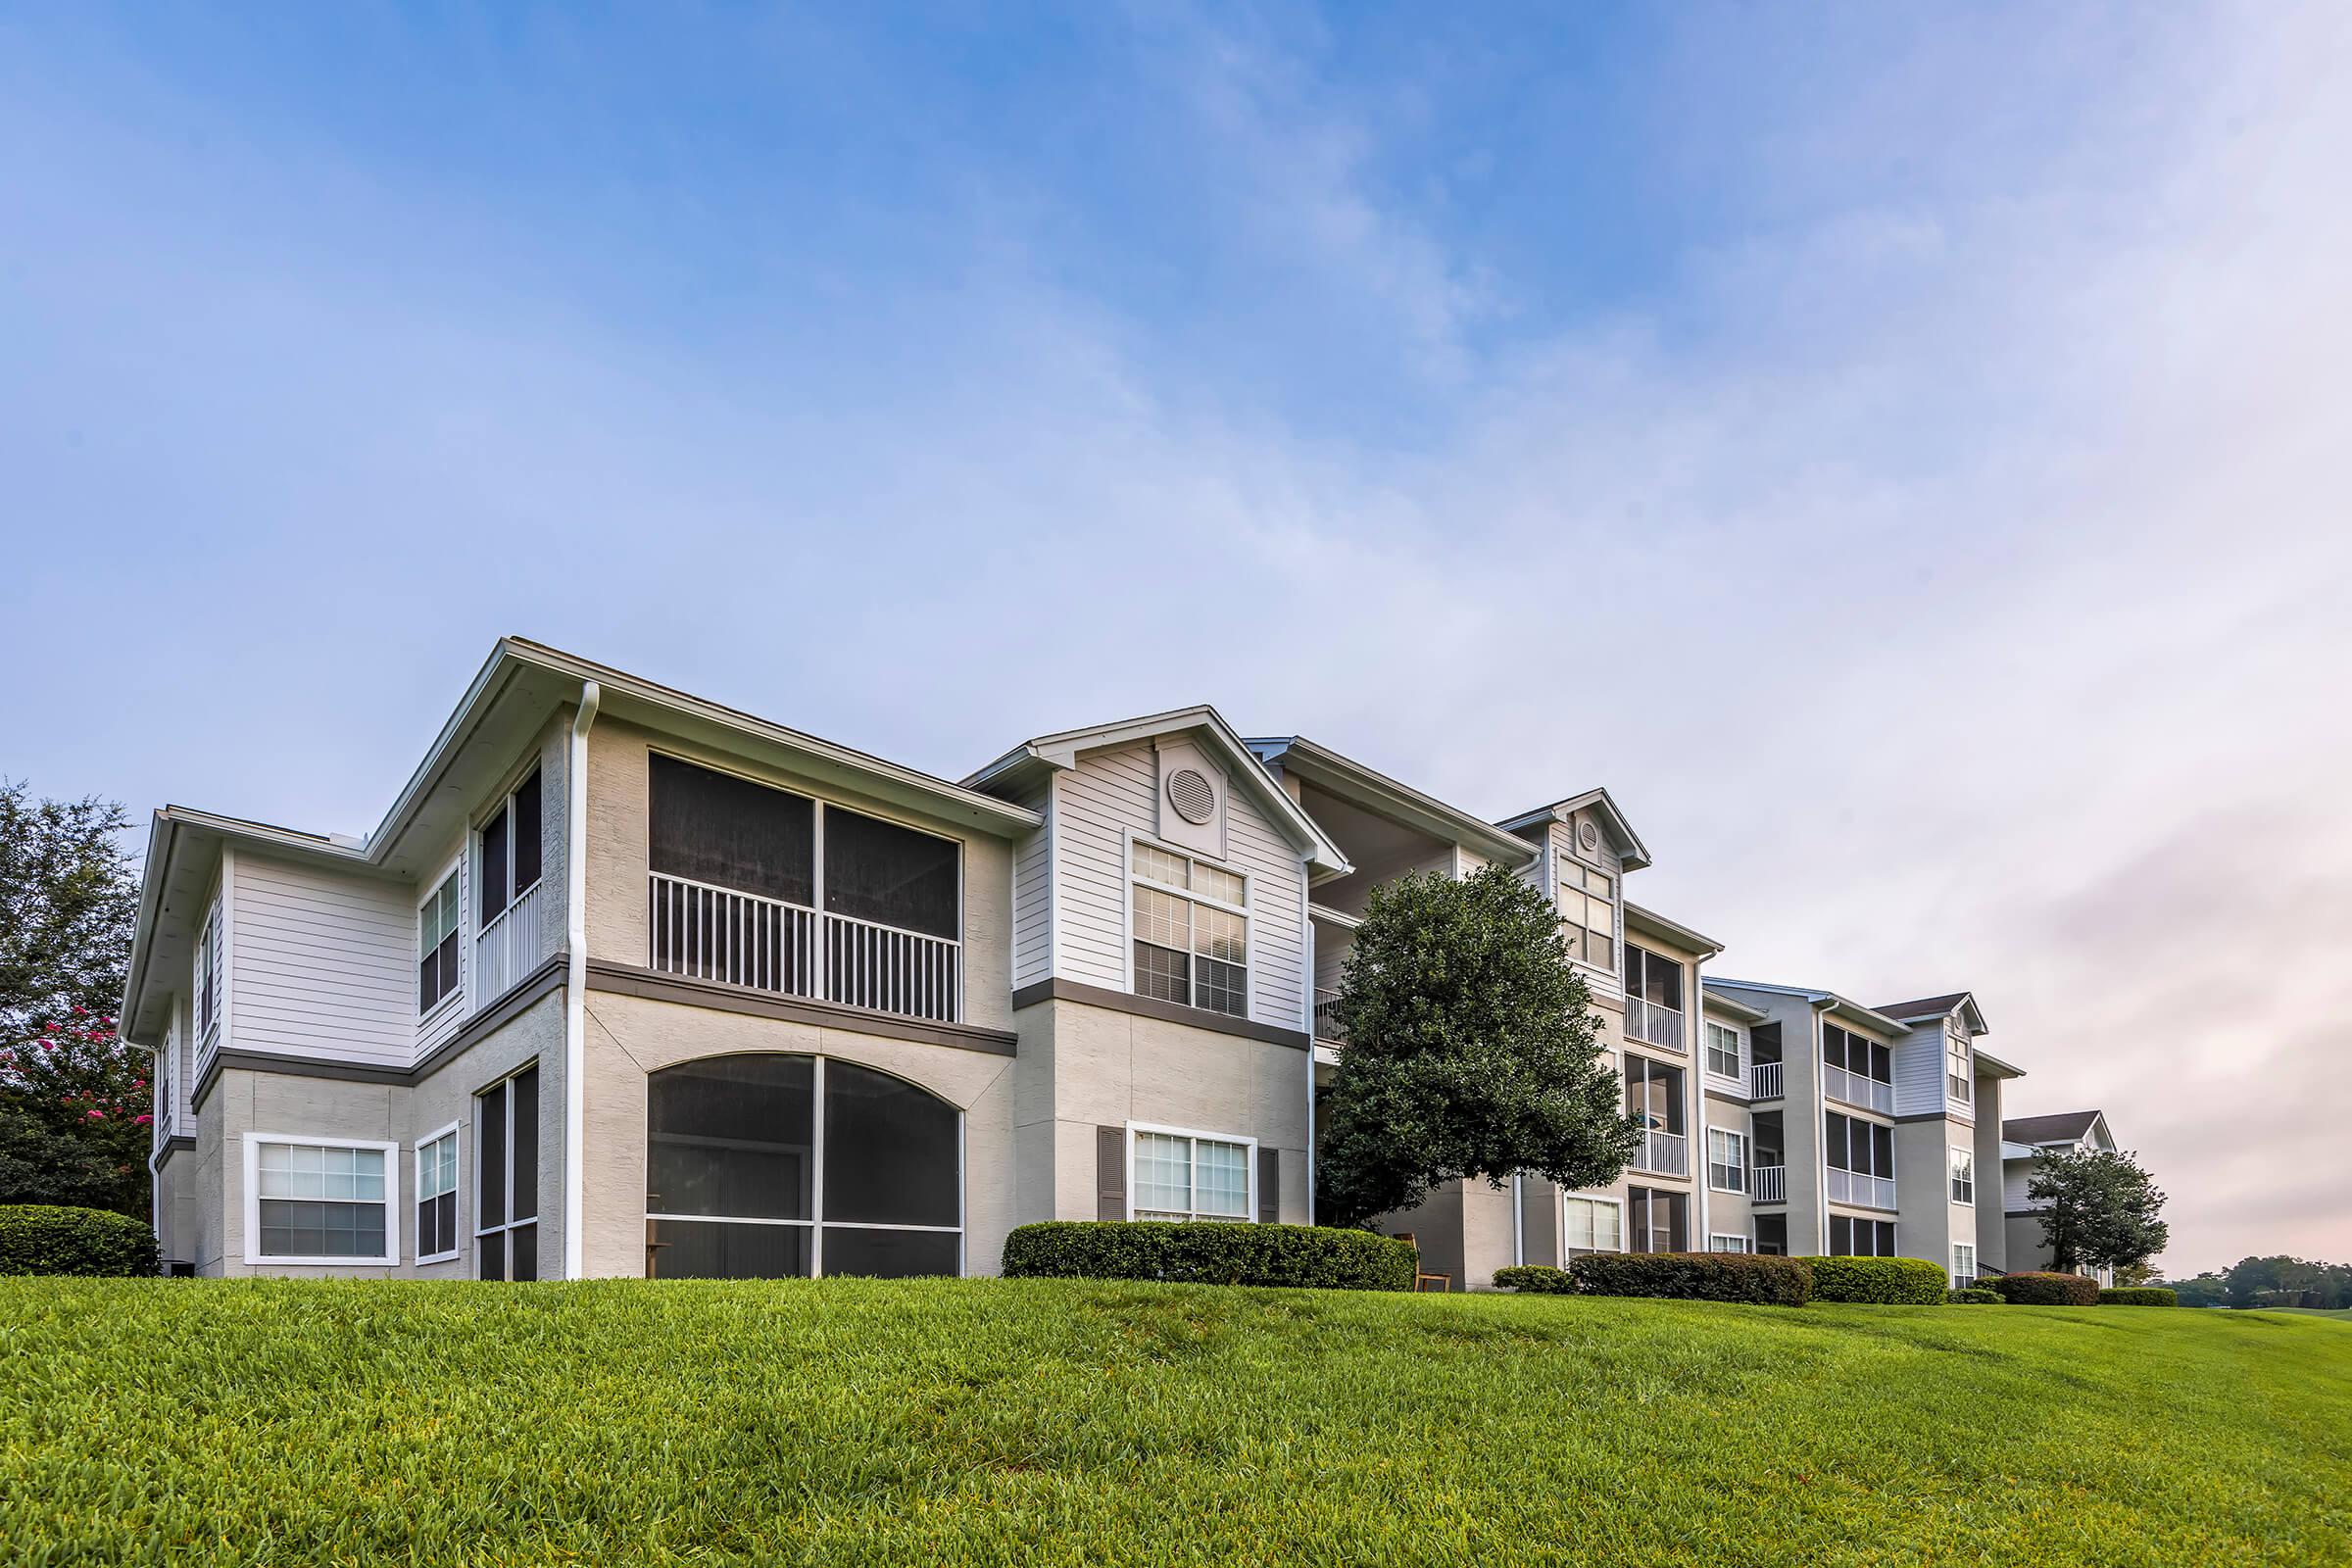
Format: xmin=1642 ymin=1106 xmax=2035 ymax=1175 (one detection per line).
xmin=2167 ymin=1255 xmax=2352 ymax=1310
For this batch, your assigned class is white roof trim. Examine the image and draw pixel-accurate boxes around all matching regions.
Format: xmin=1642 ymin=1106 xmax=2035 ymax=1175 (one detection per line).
xmin=1244 ymin=736 xmax=1543 ymax=869
xmin=1494 ymin=787 xmax=1653 ymax=871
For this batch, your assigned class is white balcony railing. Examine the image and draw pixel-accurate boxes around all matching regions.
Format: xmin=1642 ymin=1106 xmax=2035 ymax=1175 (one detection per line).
xmin=1624 ymin=998 xmax=1685 ymax=1052
xmin=1822 ymin=1061 xmax=1894 ymax=1114
xmin=474 ymin=881 xmax=542 ymax=1009
xmin=1827 ymin=1168 xmax=1897 ymax=1210
xmin=1749 ymin=1060 xmax=1784 ymax=1100
xmin=1634 ymin=1128 xmax=1689 ymax=1177
xmin=1313 ymin=987 xmax=1346 ymax=1044
xmin=1752 ymin=1164 xmax=1787 ymax=1204
xmin=648 ymin=872 xmax=959 ymax=1023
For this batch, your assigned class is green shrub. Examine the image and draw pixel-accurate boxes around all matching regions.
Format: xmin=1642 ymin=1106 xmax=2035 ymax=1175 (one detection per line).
xmin=0 ymin=1204 xmax=159 ymax=1277
xmin=1800 ymin=1256 xmax=1950 ymax=1304
xmin=2099 ymin=1287 xmax=2179 ymax=1307
xmin=1569 ymin=1251 xmax=1812 ymax=1305
xmin=1492 ymin=1265 xmax=1576 ymax=1294
xmin=1984 ymin=1271 xmax=2102 ymax=1305
xmin=1002 ymin=1222 xmax=1414 ymax=1291
xmin=1946 ymin=1288 xmax=2004 ymax=1304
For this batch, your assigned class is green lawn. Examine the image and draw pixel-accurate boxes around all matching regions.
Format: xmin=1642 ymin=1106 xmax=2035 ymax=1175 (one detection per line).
xmin=2259 ymin=1306 xmax=2352 ymax=1321
xmin=4 ymin=1280 xmax=2347 ymax=1565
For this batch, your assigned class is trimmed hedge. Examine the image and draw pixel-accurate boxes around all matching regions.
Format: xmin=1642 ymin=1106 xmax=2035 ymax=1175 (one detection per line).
xmin=1570 ymin=1251 xmax=1812 ymax=1305
xmin=0 ymin=1205 xmax=160 ymax=1278
xmin=1801 ymin=1256 xmax=1951 ymax=1304
xmin=1002 ymin=1222 xmax=1415 ymax=1291
xmin=1984 ymin=1271 xmax=2102 ymax=1305
xmin=1946 ymin=1288 xmax=2004 ymax=1304
xmin=2099 ymin=1287 xmax=2179 ymax=1307
xmin=1492 ymin=1266 xmax=1577 ymax=1294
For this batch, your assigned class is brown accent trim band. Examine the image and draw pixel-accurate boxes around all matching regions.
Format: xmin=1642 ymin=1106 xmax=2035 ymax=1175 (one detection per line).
xmin=588 ymin=959 xmax=1017 ymax=1056
xmin=1009 ymin=977 xmax=1310 ymax=1050
xmin=1893 ymin=1110 xmax=1975 ymax=1126
xmin=148 ymin=1135 xmax=196 ymax=1172
xmin=414 ymin=955 xmax=568 ymax=1081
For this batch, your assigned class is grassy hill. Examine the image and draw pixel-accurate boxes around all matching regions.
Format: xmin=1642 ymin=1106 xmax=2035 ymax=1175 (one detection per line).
xmin=5 ymin=1278 xmax=2347 ymax=1565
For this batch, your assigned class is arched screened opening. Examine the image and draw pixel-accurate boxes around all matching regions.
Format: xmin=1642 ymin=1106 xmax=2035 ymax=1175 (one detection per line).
xmin=645 ymin=1054 xmax=961 ymax=1278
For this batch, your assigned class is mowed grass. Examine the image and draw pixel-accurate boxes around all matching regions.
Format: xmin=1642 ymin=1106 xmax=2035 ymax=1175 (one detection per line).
xmin=3 ymin=1280 xmax=2348 ymax=1566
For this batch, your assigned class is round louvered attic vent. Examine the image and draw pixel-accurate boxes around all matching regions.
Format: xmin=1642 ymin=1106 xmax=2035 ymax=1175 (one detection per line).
xmin=1167 ymin=768 xmax=1217 ymax=824
xmin=1579 ymin=820 xmax=1600 ymax=850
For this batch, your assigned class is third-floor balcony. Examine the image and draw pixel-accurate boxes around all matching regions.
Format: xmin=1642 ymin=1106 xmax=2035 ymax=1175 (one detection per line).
xmin=1632 ymin=1127 xmax=1689 ymax=1178
xmin=1624 ymin=997 xmax=1685 ymax=1052
xmin=1752 ymin=1163 xmax=1787 ymax=1204
xmin=1314 ymin=986 xmax=1346 ymax=1044
xmin=1822 ymin=1060 xmax=1894 ymax=1115
xmin=1749 ymin=1059 xmax=1785 ymax=1100
xmin=1826 ymin=1168 xmax=1897 ymax=1210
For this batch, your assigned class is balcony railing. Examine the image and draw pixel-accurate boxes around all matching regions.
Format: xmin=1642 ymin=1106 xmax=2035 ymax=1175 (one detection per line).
xmin=1749 ymin=1060 xmax=1784 ymax=1100
xmin=1752 ymin=1164 xmax=1787 ymax=1204
xmin=648 ymin=872 xmax=960 ymax=1023
xmin=475 ymin=881 xmax=542 ymax=1008
xmin=1624 ymin=998 xmax=1685 ymax=1052
xmin=1633 ymin=1128 xmax=1689 ymax=1177
xmin=1826 ymin=1168 xmax=1897 ymax=1210
xmin=1822 ymin=1061 xmax=1894 ymax=1114
xmin=1313 ymin=987 xmax=1346 ymax=1044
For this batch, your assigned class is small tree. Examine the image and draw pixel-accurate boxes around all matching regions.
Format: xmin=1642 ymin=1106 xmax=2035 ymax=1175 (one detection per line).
xmin=1316 ymin=866 xmax=1641 ymax=1228
xmin=2029 ymin=1147 xmax=2168 ymax=1276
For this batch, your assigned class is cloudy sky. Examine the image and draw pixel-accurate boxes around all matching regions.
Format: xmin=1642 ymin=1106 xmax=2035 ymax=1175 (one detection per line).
xmin=5 ymin=4 xmax=2346 ymax=1274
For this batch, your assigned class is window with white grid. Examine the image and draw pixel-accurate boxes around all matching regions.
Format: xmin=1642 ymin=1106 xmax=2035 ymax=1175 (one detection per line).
xmin=1950 ymin=1145 xmax=1976 ymax=1205
xmin=1562 ymin=1195 xmax=1622 ymax=1258
xmin=1708 ymin=1127 xmax=1749 ymax=1193
xmin=1946 ymin=1024 xmax=1973 ymax=1102
xmin=1130 ymin=841 xmax=1249 ymax=1018
xmin=1704 ymin=1020 xmax=1742 ymax=1079
xmin=246 ymin=1137 xmax=395 ymax=1264
xmin=1952 ymin=1242 xmax=1978 ymax=1287
xmin=1556 ymin=854 xmax=1614 ymax=969
xmin=1130 ymin=1126 xmax=1253 ymax=1222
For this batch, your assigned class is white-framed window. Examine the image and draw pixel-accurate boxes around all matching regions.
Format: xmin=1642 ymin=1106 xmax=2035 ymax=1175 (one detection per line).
xmin=477 ymin=767 xmax=544 ymax=932
xmin=194 ymin=900 xmax=221 ymax=1042
xmin=1556 ymin=852 xmax=1614 ymax=969
xmin=1129 ymin=839 xmax=1249 ymax=1018
xmin=417 ymin=866 xmax=462 ymax=1015
xmin=1704 ymin=1020 xmax=1742 ymax=1080
xmin=1128 ymin=1122 xmax=1254 ymax=1222
xmin=1952 ymin=1242 xmax=1978 ymax=1288
xmin=1946 ymin=1023 xmax=1972 ymax=1103
xmin=474 ymin=1065 xmax=540 ymax=1280
xmin=1709 ymin=1234 xmax=1751 ymax=1253
xmin=244 ymin=1135 xmax=397 ymax=1265
xmin=1949 ymin=1146 xmax=1976 ymax=1205
xmin=416 ymin=1122 xmax=461 ymax=1263
xmin=1562 ymin=1194 xmax=1623 ymax=1258
xmin=1707 ymin=1127 xmax=1748 ymax=1193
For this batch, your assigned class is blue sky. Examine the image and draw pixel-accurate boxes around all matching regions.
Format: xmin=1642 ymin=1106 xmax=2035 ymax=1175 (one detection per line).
xmin=4 ymin=3 xmax=2347 ymax=1273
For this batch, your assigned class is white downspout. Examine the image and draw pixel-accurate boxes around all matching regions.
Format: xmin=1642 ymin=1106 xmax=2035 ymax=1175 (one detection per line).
xmin=1512 ymin=1173 xmax=1525 ymax=1267
xmin=563 ymin=681 xmax=601 ymax=1280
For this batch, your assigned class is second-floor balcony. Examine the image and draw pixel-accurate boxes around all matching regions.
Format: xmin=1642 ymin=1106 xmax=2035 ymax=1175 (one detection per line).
xmin=1822 ymin=1061 xmax=1894 ymax=1115
xmin=475 ymin=881 xmax=542 ymax=1007
xmin=1749 ymin=1060 xmax=1784 ymax=1100
xmin=1624 ymin=998 xmax=1685 ymax=1052
xmin=1752 ymin=1164 xmax=1787 ymax=1204
xmin=1826 ymin=1168 xmax=1897 ymax=1210
xmin=1633 ymin=1128 xmax=1689 ymax=1178
xmin=1313 ymin=987 xmax=1346 ymax=1044
xmin=648 ymin=871 xmax=961 ymax=1023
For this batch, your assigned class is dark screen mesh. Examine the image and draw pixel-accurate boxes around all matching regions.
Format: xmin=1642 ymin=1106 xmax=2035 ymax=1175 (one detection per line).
xmin=648 ymin=1054 xmax=814 ymax=1220
xmin=649 ymin=1218 xmax=810 ymax=1279
xmin=820 ymin=1226 xmax=959 ymax=1278
xmin=513 ymin=770 xmax=543 ymax=891
xmin=649 ymin=755 xmax=814 ymax=905
xmin=511 ymin=1067 xmax=539 ymax=1220
xmin=822 ymin=1061 xmax=959 ymax=1227
xmin=822 ymin=807 xmax=958 ymax=938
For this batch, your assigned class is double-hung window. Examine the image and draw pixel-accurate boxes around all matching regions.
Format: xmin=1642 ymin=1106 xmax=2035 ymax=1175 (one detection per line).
xmin=1707 ymin=1128 xmax=1748 ymax=1193
xmin=246 ymin=1136 xmax=396 ymax=1265
xmin=416 ymin=1124 xmax=461 ymax=1262
xmin=1952 ymin=1243 xmax=1978 ymax=1288
xmin=194 ymin=903 xmax=220 ymax=1043
xmin=417 ymin=869 xmax=461 ymax=1013
xmin=1709 ymin=1234 xmax=1751 ymax=1253
xmin=1946 ymin=1024 xmax=1973 ymax=1103
xmin=475 ymin=1066 xmax=540 ymax=1280
xmin=1130 ymin=842 xmax=1248 ymax=1018
xmin=1950 ymin=1146 xmax=1976 ymax=1205
xmin=1562 ymin=1195 xmax=1622 ymax=1258
xmin=1130 ymin=1124 xmax=1252 ymax=1222
xmin=1704 ymin=1020 xmax=1742 ymax=1080
xmin=477 ymin=768 xmax=544 ymax=932
xmin=1557 ymin=854 xmax=1614 ymax=969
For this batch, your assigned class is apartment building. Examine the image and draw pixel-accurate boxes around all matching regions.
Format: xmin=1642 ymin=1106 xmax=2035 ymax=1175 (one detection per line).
xmin=1999 ymin=1109 xmax=2121 ymax=1285
xmin=126 ymin=637 xmax=2073 ymax=1286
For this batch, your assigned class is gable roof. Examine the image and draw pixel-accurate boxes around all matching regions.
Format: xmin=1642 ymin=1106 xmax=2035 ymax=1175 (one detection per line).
xmin=1243 ymin=735 xmax=1542 ymax=869
xmin=964 ymin=706 xmax=1351 ymax=878
xmin=2003 ymin=1110 xmax=2109 ymax=1147
xmin=1873 ymin=991 xmax=1990 ymax=1036
xmin=1624 ymin=903 xmax=1724 ymax=960
xmin=1494 ymin=788 xmax=1653 ymax=871
xmin=1703 ymin=978 xmax=1910 ymax=1039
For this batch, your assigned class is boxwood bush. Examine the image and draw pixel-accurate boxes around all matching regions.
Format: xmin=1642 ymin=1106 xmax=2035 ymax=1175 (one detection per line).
xmin=1569 ymin=1251 xmax=1812 ymax=1305
xmin=1002 ymin=1222 xmax=1415 ymax=1291
xmin=1492 ymin=1265 xmax=1576 ymax=1294
xmin=0 ymin=1205 xmax=160 ymax=1278
xmin=1800 ymin=1256 xmax=1951 ymax=1304
xmin=1984 ymin=1271 xmax=2102 ymax=1305
xmin=2099 ymin=1287 xmax=2179 ymax=1307
xmin=1946 ymin=1288 xmax=2004 ymax=1304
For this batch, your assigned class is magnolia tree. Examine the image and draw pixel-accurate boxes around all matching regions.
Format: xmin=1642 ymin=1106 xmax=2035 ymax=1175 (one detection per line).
xmin=1316 ymin=865 xmax=1641 ymax=1228
xmin=2029 ymin=1146 xmax=2169 ymax=1276
xmin=0 ymin=782 xmax=147 ymax=1216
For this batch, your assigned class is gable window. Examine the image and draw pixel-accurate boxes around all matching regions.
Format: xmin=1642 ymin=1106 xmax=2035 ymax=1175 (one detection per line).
xmin=1821 ymin=1023 xmax=1893 ymax=1113
xmin=1622 ymin=945 xmax=1685 ymax=1050
xmin=1131 ymin=841 xmax=1248 ymax=1018
xmin=1828 ymin=1215 xmax=1897 ymax=1257
xmin=1628 ymin=1186 xmax=1688 ymax=1253
xmin=416 ymin=1124 xmax=461 ymax=1263
xmin=1709 ymin=1234 xmax=1751 ymax=1253
xmin=1562 ymin=1195 xmax=1622 ymax=1258
xmin=1946 ymin=1024 xmax=1973 ymax=1103
xmin=194 ymin=903 xmax=221 ymax=1043
xmin=417 ymin=870 xmax=461 ymax=1013
xmin=1707 ymin=1128 xmax=1748 ymax=1193
xmin=1952 ymin=1243 xmax=1978 ymax=1287
xmin=1130 ymin=1124 xmax=1253 ymax=1222
xmin=1949 ymin=1146 xmax=1976 ymax=1205
xmin=245 ymin=1136 xmax=396 ymax=1265
xmin=474 ymin=1066 xmax=540 ymax=1281
xmin=1556 ymin=854 xmax=1614 ymax=969
xmin=1704 ymin=1020 xmax=1742 ymax=1080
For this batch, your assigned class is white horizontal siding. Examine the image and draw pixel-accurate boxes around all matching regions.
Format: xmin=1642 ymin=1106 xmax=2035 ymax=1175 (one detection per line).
xmin=1009 ymin=778 xmax=1054 ymax=992
xmin=1891 ymin=1026 xmax=1943 ymax=1117
xmin=2003 ymin=1156 xmax=2038 ymax=1211
xmin=1227 ymin=782 xmax=1306 ymax=1029
xmin=228 ymin=853 xmax=415 ymax=1067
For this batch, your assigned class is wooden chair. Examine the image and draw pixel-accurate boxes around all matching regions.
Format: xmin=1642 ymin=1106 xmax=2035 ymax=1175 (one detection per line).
xmin=1395 ymin=1232 xmax=1451 ymax=1293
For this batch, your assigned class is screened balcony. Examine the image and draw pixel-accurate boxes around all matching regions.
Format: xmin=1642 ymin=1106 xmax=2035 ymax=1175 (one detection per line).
xmin=1313 ymin=987 xmax=1347 ymax=1044
xmin=1751 ymin=1164 xmax=1787 ymax=1204
xmin=645 ymin=755 xmax=963 ymax=1024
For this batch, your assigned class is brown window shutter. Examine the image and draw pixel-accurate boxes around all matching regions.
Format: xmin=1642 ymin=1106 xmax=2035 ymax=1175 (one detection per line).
xmin=1096 ymin=1126 xmax=1126 ymax=1221
xmin=1257 ymin=1148 xmax=1280 ymax=1224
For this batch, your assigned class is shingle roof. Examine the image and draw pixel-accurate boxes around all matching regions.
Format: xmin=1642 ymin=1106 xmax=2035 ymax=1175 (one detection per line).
xmin=2003 ymin=1110 xmax=2103 ymax=1145
xmin=1874 ymin=992 xmax=1971 ymax=1019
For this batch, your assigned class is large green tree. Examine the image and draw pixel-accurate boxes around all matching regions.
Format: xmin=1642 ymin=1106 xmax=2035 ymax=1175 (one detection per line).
xmin=2028 ymin=1146 xmax=2169 ymax=1275
xmin=0 ymin=782 xmax=149 ymax=1217
xmin=1316 ymin=865 xmax=1641 ymax=1228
